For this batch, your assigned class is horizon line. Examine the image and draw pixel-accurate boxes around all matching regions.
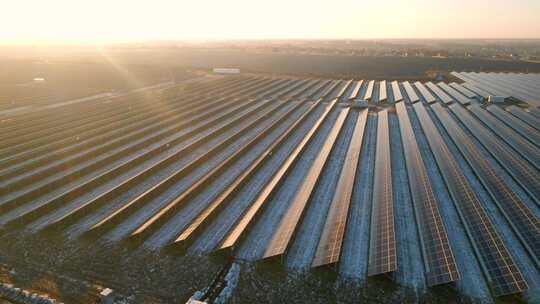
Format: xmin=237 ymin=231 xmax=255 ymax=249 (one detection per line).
xmin=2 ymin=37 xmax=540 ymax=46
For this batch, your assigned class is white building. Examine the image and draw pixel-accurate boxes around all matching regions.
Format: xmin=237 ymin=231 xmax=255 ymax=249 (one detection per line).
xmin=213 ymin=68 xmax=240 ymax=74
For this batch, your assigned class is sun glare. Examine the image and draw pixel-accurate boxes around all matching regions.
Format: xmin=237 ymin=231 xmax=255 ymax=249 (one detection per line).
xmin=0 ymin=0 xmax=539 ymax=43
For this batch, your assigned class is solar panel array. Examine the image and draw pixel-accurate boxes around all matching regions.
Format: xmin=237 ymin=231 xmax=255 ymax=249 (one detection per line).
xmin=320 ymin=80 xmax=341 ymax=100
xmin=391 ymin=81 xmax=403 ymax=102
xmin=291 ymin=79 xmax=320 ymax=98
xmin=462 ymin=82 xmax=491 ymax=99
xmin=417 ymin=103 xmax=527 ymax=296
xmin=171 ymin=100 xmax=324 ymax=249
xmin=506 ymin=105 xmax=540 ymax=130
xmin=379 ymin=80 xmax=388 ymax=102
xmin=5 ymin=98 xmax=279 ymax=229
xmin=449 ymin=104 xmax=540 ymax=266
xmin=263 ymin=107 xmax=350 ymax=260
xmin=452 ymin=72 xmax=509 ymax=97
xmin=367 ymin=109 xmax=396 ymax=276
xmin=425 ymin=82 xmax=453 ymax=104
xmin=310 ymin=80 xmax=333 ymax=100
xmin=467 ymin=105 xmax=540 ymax=171
xmin=402 ymin=81 xmax=420 ymax=103
xmin=486 ymin=105 xmax=540 ymax=147
xmin=414 ymin=81 xmax=436 ymax=103
xmin=453 ymin=105 xmax=540 ymax=205
xmin=218 ymin=98 xmax=339 ymax=252
xmin=2 ymin=72 xmax=540 ymax=301
xmin=452 ymin=72 xmax=540 ymax=107
xmin=127 ymin=99 xmax=312 ymax=242
xmin=437 ymin=82 xmax=471 ymax=105
xmin=364 ymin=80 xmax=375 ymax=101
xmin=395 ymin=101 xmax=459 ymax=286
xmin=275 ymin=79 xmax=308 ymax=98
xmin=529 ymin=106 xmax=540 ymax=118
xmin=312 ymin=109 xmax=368 ymax=267
xmin=300 ymin=79 xmax=326 ymax=99
xmin=336 ymin=80 xmax=353 ymax=100
xmin=349 ymin=80 xmax=364 ymax=99
xmin=449 ymin=82 xmax=477 ymax=98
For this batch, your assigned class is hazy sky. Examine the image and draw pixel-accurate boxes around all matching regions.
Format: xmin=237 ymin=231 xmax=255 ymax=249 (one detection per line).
xmin=1 ymin=0 xmax=539 ymax=42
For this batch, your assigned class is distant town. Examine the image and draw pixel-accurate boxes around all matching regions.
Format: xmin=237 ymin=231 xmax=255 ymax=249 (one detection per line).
xmin=123 ymin=39 xmax=540 ymax=61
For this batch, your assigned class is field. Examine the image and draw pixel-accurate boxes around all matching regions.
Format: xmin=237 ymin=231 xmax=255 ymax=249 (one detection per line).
xmin=0 ymin=57 xmax=196 ymax=111
xmin=146 ymin=48 xmax=540 ymax=78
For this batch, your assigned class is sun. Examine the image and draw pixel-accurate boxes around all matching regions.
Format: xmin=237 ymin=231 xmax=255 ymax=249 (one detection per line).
xmin=0 ymin=0 xmax=539 ymax=43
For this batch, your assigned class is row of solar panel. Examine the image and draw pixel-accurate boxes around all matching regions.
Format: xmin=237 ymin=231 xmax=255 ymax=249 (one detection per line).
xmin=452 ymin=72 xmax=540 ymax=107
xmin=335 ymin=79 xmax=484 ymax=106
xmin=207 ymin=91 xmax=538 ymax=296
xmin=300 ymin=100 xmax=536 ymax=296
xmin=2 ymin=75 xmax=538 ymax=299
xmin=256 ymin=99 xmax=536 ymax=296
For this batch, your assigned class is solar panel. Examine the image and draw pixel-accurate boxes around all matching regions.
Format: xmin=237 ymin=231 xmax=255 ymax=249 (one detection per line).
xmin=486 ymin=74 xmax=540 ymax=100
xmin=479 ymin=74 xmax=538 ymax=104
xmin=127 ymin=100 xmax=308 ymax=243
xmin=69 ymin=100 xmax=280 ymax=233
xmin=300 ymin=80 xmax=325 ymax=99
xmin=260 ymin=79 xmax=294 ymax=98
xmin=284 ymin=79 xmax=310 ymax=98
xmin=451 ymin=71 xmax=464 ymax=79
xmin=217 ymin=99 xmax=339 ymax=252
xmin=507 ymin=74 xmax=540 ymax=91
xmin=320 ymin=81 xmax=342 ymax=100
xmin=263 ymin=107 xmax=350 ymax=260
xmin=413 ymin=81 xmax=436 ymax=103
xmin=513 ymin=79 xmax=540 ymax=96
xmin=506 ymin=106 xmax=540 ymax=131
xmin=233 ymin=77 xmax=273 ymax=94
xmin=512 ymin=73 xmax=540 ymax=90
xmin=486 ymin=105 xmax=540 ymax=147
xmin=395 ymin=102 xmax=459 ymax=286
xmin=364 ymin=80 xmax=375 ymax=100
xmin=336 ymin=80 xmax=353 ymax=100
xmin=402 ymin=81 xmax=420 ymax=103
xmin=474 ymin=73 xmax=539 ymax=104
xmin=171 ymin=99 xmax=324 ymax=249
xmin=290 ymin=80 xmax=320 ymax=99
xmin=379 ymin=80 xmax=388 ymax=102
xmin=349 ymin=80 xmax=364 ymax=100
xmin=454 ymin=105 xmax=540 ymax=204
xmin=2 ymin=98 xmax=277 ymax=227
xmin=449 ymin=82 xmax=477 ymax=98
xmin=391 ymin=81 xmax=403 ymax=102
xmin=456 ymin=73 xmax=510 ymax=97
xmin=312 ymin=109 xmax=368 ymax=267
xmin=367 ymin=109 xmax=396 ymax=276
xmin=24 ymin=99 xmax=271 ymax=228
xmin=425 ymin=82 xmax=453 ymax=104
xmin=529 ymin=107 xmax=540 ymax=119
xmin=276 ymin=79 xmax=311 ymax=98
xmin=308 ymin=80 xmax=333 ymax=100
xmin=417 ymin=103 xmax=527 ymax=296
xmin=462 ymin=83 xmax=492 ymax=99
xmin=467 ymin=105 xmax=540 ymax=171
xmin=437 ymin=82 xmax=471 ymax=105
xmin=448 ymin=104 xmax=540 ymax=266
